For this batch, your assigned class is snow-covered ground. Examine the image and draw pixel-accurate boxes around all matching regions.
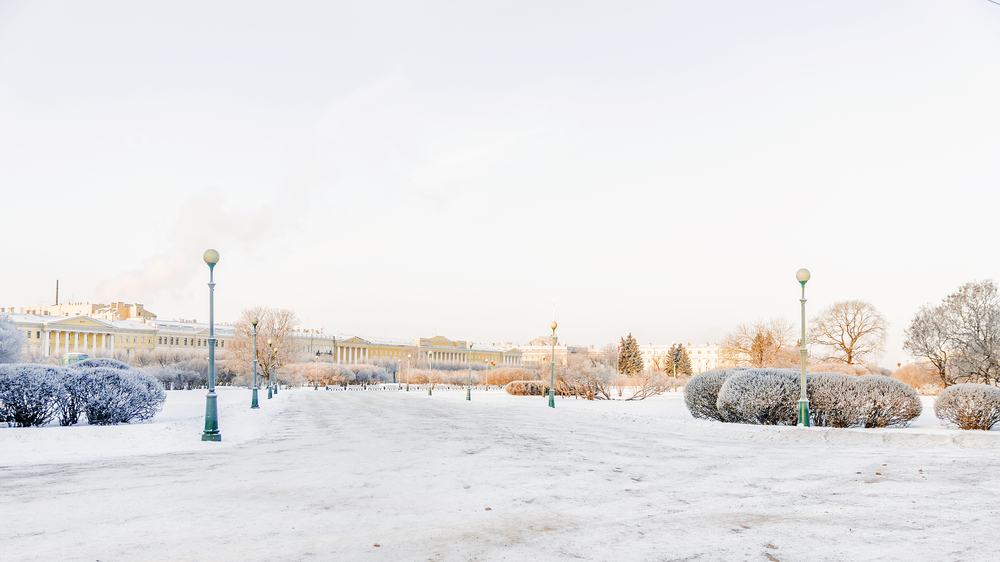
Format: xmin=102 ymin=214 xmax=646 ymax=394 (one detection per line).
xmin=3 ymin=387 xmax=1000 ymax=561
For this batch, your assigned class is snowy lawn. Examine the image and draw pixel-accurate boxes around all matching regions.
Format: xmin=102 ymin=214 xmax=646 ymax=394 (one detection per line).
xmin=3 ymin=387 xmax=1000 ymax=561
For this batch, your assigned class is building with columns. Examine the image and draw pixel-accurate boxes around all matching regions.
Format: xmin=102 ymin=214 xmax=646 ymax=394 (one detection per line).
xmin=6 ymin=309 xmax=522 ymax=366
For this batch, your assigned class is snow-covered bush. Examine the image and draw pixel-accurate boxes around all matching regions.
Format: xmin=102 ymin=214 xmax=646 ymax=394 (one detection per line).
xmin=56 ymin=368 xmax=87 ymax=426
xmin=505 ymin=381 xmax=549 ymax=396
xmin=77 ymin=367 xmax=166 ymax=425
xmin=808 ymin=372 xmax=864 ymax=428
xmin=145 ymin=365 xmax=204 ymax=390
xmin=0 ymin=314 xmax=27 ymax=364
xmin=351 ymin=364 xmax=391 ymax=383
xmin=70 ymin=357 xmax=132 ymax=371
xmin=716 ymin=369 xmax=801 ymax=425
xmin=852 ymin=375 xmax=922 ymax=428
xmin=934 ymin=383 xmax=1000 ymax=430
xmin=0 ymin=364 xmax=65 ymax=427
xmin=683 ymin=368 xmax=741 ymax=421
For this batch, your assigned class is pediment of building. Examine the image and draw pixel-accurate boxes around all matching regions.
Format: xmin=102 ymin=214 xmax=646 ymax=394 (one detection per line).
xmin=47 ymin=316 xmax=114 ymax=329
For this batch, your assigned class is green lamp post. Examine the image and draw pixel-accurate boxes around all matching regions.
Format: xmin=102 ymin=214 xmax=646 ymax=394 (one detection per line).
xmin=796 ymin=268 xmax=811 ymax=427
xmin=267 ymin=339 xmax=273 ymax=399
xmin=549 ymin=321 xmax=557 ymax=408
xmin=201 ymin=249 xmax=222 ymax=442
xmin=467 ymin=341 xmax=473 ymax=401
xmin=251 ymin=317 xmax=259 ymax=409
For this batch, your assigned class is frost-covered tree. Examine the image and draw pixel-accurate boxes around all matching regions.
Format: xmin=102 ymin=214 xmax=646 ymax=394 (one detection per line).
xmin=0 ymin=314 xmax=27 ymax=364
xmin=904 ymin=280 xmax=1000 ymax=386
xmin=809 ymin=300 xmax=888 ymax=367
xmin=668 ymin=344 xmax=692 ymax=377
xmin=618 ymin=333 xmax=643 ymax=376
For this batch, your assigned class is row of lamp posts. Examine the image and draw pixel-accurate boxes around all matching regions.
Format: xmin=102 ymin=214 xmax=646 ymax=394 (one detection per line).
xmin=199 ymin=249 xmax=813 ymax=438
xmin=200 ymin=249 xmax=282 ymax=443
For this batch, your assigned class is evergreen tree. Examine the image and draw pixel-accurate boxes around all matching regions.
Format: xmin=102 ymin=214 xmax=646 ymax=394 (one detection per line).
xmin=668 ymin=344 xmax=693 ymax=377
xmin=618 ymin=333 xmax=644 ymax=376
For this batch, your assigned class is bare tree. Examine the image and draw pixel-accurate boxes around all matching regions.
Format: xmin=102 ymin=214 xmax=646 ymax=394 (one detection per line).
xmin=809 ymin=300 xmax=888 ymax=367
xmin=227 ymin=307 xmax=300 ymax=387
xmin=905 ymin=280 xmax=1000 ymax=386
xmin=903 ymin=304 xmax=953 ymax=386
xmin=719 ymin=318 xmax=795 ymax=368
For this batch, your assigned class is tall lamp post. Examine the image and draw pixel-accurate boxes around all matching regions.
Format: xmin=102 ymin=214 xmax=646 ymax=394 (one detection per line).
xmin=273 ymin=347 xmax=280 ymax=395
xmin=427 ymin=351 xmax=433 ymax=396
xmin=267 ymin=339 xmax=274 ymax=399
xmin=549 ymin=321 xmax=557 ymax=408
xmin=201 ymin=249 xmax=222 ymax=441
xmin=796 ymin=268 xmax=811 ymax=427
xmin=467 ymin=341 xmax=473 ymax=401
xmin=251 ymin=317 xmax=259 ymax=409
xmin=314 ymin=352 xmax=320 ymax=390
xmin=406 ymin=353 xmax=411 ymax=391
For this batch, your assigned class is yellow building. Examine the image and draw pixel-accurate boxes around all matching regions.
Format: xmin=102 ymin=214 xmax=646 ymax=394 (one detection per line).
xmin=6 ymin=304 xmax=521 ymax=365
xmin=9 ymin=313 xmax=155 ymax=357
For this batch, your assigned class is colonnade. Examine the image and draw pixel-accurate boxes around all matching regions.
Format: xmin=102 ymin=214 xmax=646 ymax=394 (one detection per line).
xmin=332 ymin=345 xmax=521 ymax=366
xmin=41 ymin=329 xmax=115 ymax=357
xmin=335 ymin=346 xmax=370 ymax=365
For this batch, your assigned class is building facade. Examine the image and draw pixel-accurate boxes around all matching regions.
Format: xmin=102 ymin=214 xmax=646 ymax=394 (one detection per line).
xmin=5 ymin=304 xmax=521 ymax=366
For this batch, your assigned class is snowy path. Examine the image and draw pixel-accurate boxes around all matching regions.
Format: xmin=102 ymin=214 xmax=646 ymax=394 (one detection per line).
xmin=4 ymin=389 xmax=1000 ymax=561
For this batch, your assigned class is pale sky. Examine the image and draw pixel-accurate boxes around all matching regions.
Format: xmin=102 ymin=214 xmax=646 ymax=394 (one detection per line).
xmin=2 ymin=1 xmax=999 ymax=368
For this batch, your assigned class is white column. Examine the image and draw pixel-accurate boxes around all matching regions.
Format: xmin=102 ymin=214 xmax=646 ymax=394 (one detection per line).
xmin=110 ymin=332 xmax=115 ymax=351
xmin=74 ymin=331 xmax=80 ymax=351
xmin=43 ymin=329 xmax=50 ymax=357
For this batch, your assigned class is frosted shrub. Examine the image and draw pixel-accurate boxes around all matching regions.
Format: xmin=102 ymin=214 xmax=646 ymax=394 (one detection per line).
xmin=57 ymin=369 xmax=88 ymax=426
xmin=146 ymin=365 xmax=203 ymax=390
xmin=505 ymin=381 xmax=549 ymax=396
xmin=351 ymin=365 xmax=391 ymax=383
xmin=808 ymin=372 xmax=865 ymax=428
xmin=684 ymin=368 xmax=741 ymax=421
xmin=853 ymin=375 xmax=922 ymax=428
xmin=934 ymin=383 xmax=1000 ymax=430
xmin=70 ymin=358 xmax=132 ymax=371
xmin=78 ymin=367 xmax=166 ymax=425
xmin=716 ymin=369 xmax=801 ymax=425
xmin=0 ymin=364 xmax=65 ymax=427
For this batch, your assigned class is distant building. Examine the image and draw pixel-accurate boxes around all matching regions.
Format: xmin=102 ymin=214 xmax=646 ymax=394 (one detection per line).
xmin=4 ymin=302 xmax=521 ymax=365
xmin=638 ymin=342 xmax=720 ymax=374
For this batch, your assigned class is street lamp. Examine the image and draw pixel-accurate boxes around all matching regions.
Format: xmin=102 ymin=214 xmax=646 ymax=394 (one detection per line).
xmin=427 ymin=350 xmax=433 ymax=396
xmin=314 ymin=352 xmax=320 ymax=390
xmin=467 ymin=341 xmax=473 ymax=401
xmin=273 ymin=347 xmax=280 ymax=395
xmin=201 ymin=249 xmax=221 ymax=442
xmin=549 ymin=321 xmax=557 ymax=408
xmin=251 ymin=317 xmax=259 ymax=409
xmin=267 ymin=339 xmax=274 ymax=399
xmin=406 ymin=353 xmax=411 ymax=391
xmin=796 ymin=268 xmax=811 ymax=427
